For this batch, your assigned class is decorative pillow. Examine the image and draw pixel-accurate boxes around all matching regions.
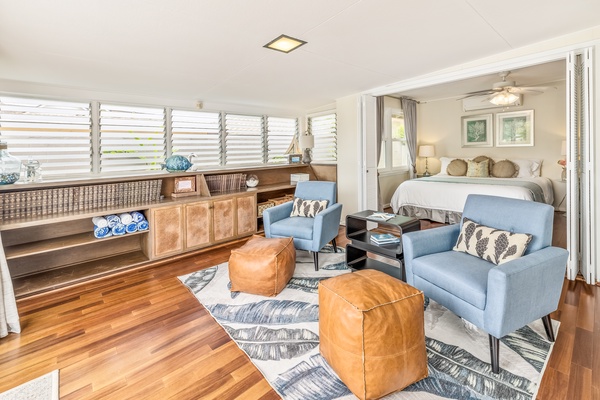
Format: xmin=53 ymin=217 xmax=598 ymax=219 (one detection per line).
xmin=511 ymin=159 xmax=541 ymax=178
xmin=437 ymin=157 xmax=454 ymax=175
xmin=491 ymin=159 xmax=519 ymax=178
xmin=290 ymin=197 xmax=328 ymax=217
xmin=472 ymin=155 xmax=494 ymax=175
xmin=466 ymin=159 xmax=489 ymax=177
xmin=453 ymin=217 xmax=532 ymax=265
xmin=447 ymin=159 xmax=468 ymax=176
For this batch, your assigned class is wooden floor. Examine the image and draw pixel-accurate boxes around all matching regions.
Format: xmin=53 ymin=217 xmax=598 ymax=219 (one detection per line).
xmin=0 ymin=213 xmax=596 ymax=399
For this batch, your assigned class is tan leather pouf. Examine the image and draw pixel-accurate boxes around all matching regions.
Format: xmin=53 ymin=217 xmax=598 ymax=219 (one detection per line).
xmin=229 ymin=235 xmax=296 ymax=296
xmin=319 ymin=269 xmax=428 ymax=400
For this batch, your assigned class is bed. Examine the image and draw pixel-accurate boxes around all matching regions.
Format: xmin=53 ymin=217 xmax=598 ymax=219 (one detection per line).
xmin=390 ymin=157 xmax=554 ymax=224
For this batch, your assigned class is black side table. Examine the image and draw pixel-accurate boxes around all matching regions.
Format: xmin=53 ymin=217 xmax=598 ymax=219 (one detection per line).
xmin=345 ymin=210 xmax=420 ymax=281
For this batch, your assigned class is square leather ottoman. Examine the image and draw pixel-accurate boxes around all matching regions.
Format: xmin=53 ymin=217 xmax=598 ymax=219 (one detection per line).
xmin=319 ymin=269 xmax=427 ymax=399
xmin=229 ymin=235 xmax=296 ymax=296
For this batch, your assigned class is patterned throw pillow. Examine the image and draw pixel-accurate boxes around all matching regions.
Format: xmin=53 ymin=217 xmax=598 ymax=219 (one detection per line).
xmin=466 ymin=159 xmax=490 ymax=177
xmin=453 ymin=217 xmax=532 ymax=265
xmin=290 ymin=197 xmax=329 ymax=218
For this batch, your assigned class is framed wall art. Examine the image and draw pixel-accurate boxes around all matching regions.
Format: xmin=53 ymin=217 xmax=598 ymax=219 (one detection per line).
xmin=461 ymin=114 xmax=493 ymax=147
xmin=496 ymin=110 xmax=534 ymax=147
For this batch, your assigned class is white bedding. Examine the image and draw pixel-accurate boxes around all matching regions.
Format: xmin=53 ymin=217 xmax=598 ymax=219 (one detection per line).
xmin=390 ymin=176 xmax=554 ymax=215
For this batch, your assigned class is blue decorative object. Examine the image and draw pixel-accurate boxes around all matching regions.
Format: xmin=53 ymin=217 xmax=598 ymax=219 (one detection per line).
xmin=94 ymin=226 xmax=112 ymax=239
xmin=112 ymin=223 xmax=126 ymax=236
xmin=163 ymin=155 xmax=193 ymax=172
xmin=125 ymin=222 xmax=138 ymax=234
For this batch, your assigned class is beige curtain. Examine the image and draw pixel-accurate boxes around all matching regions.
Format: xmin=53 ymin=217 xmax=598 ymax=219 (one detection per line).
xmin=0 ymin=232 xmax=20 ymax=337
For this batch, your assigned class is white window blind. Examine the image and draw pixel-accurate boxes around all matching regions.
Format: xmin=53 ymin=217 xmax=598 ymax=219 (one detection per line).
xmin=99 ymin=104 xmax=166 ymax=173
xmin=0 ymin=96 xmax=92 ymax=176
xmin=267 ymin=117 xmax=297 ymax=164
xmin=225 ymin=114 xmax=264 ymax=165
xmin=309 ymin=113 xmax=337 ymax=162
xmin=171 ymin=109 xmax=221 ymax=167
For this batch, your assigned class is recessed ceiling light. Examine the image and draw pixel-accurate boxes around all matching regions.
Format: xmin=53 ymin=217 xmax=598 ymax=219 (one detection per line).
xmin=263 ymin=34 xmax=307 ymax=53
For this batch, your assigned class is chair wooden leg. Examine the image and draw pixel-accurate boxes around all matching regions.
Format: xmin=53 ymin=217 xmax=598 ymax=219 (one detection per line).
xmin=313 ymin=252 xmax=319 ymax=271
xmin=489 ymin=335 xmax=500 ymax=374
xmin=542 ymin=314 xmax=556 ymax=342
xmin=331 ymin=238 xmax=338 ymax=253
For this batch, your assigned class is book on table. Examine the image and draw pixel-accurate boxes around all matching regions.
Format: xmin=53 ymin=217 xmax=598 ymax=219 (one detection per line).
xmin=370 ymin=233 xmax=400 ymax=245
xmin=367 ymin=212 xmax=396 ymax=221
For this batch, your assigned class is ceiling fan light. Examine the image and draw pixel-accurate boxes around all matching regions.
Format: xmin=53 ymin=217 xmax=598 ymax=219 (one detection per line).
xmin=490 ymin=92 xmax=519 ymax=106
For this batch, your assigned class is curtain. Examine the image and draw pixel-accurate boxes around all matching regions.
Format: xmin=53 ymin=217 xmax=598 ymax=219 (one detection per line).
xmin=0 ymin=232 xmax=20 ymax=338
xmin=376 ymin=96 xmax=384 ymax=211
xmin=401 ymin=98 xmax=418 ymax=179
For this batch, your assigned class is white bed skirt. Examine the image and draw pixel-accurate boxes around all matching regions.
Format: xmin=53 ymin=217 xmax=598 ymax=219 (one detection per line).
xmin=398 ymin=205 xmax=463 ymax=224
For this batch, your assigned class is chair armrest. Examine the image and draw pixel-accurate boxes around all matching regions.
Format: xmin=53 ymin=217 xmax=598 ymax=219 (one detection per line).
xmin=484 ymin=246 xmax=568 ymax=338
xmin=262 ymin=201 xmax=293 ymax=237
xmin=402 ymin=224 xmax=460 ymax=285
xmin=312 ymin=203 xmax=343 ymax=250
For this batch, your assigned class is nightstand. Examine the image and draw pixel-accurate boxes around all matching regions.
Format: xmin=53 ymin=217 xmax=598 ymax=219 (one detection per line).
xmin=552 ymin=179 xmax=566 ymax=212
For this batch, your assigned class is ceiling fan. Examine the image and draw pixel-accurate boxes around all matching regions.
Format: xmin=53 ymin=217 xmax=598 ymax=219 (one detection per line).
xmin=462 ymin=71 xmax=549 ymax=106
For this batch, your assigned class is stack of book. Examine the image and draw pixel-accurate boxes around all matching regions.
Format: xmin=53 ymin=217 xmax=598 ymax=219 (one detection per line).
xmin=370 ymin=233 xmax=400 ymax=245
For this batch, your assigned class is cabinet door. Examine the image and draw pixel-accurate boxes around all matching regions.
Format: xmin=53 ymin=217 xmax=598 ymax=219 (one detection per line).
xmin=213 ymin=198 xmax=235 ymax=242
xmin=185 ymin=201 xmax=212 ymax=249
xmin=151 ymin=206 xmax=184 ymax=258
xmin=237 ymin=194 xmax=257 ymax=236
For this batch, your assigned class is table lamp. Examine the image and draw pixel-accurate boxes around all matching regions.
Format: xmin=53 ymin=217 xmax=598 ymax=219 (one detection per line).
xmin=418 ymin=145 xmax=435 ymax=177
xmin=299 ymin=133 xmax=314 ymax=164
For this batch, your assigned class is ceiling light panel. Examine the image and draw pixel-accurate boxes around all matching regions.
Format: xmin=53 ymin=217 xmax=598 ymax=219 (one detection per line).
xmin=264 ymin=34 xmax=307 ymax=53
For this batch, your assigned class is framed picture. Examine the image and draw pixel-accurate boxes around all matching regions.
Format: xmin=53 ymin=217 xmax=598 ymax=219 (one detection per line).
xmin=496 ymin=110 xmax=534 ymax=147
xmin=461 ymin=114 xmax=493 ymax=147
xmin=174 ymin=176 xmax=196 ymax=193
xmin=288 ymin=154 xmax=302 ymax=164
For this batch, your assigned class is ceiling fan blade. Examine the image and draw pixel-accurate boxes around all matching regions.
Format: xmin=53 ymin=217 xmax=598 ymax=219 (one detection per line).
xmin=508 ymin=86 xmax=549 ymax=94
xmin=458 ymin=89 xmax=498 ymax=99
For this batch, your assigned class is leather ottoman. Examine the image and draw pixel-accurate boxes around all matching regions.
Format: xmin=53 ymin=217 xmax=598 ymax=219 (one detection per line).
xmin=229 ymin=235 xmax=295 ymax=296
xmin=319 ymin=269 xmax=428 ymax=399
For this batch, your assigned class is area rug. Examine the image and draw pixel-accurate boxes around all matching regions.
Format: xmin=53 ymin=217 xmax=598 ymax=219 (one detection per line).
xmin=179 ymin=248 xmax=557 ymax=400
xmin=0 ymin=370 xmax=59 ymax=400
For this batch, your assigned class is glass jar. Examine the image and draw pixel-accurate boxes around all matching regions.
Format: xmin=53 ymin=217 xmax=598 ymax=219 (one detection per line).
xmin=0 ymin=142 xmax=22 ymax=184
xmin=24 ymin=158 xmax=42 ymax=182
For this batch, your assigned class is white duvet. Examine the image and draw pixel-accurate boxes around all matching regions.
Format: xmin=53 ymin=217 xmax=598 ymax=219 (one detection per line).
xmin=390 ymin=176 xmax=554 ymax=214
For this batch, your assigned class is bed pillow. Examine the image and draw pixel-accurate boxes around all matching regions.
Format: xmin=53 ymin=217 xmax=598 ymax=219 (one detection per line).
xmin=511 ymin=159 xmax=541 ymax=178
xmin=472 ymin=155 xmax=494 ymax=175
xmin=491 ymin=159 xmax=519 ymax=178
xmin=453 ymin=217 xmax=532 ymax=265
xmin=447 ymin=159 xmax=468 ymax=176
xmin=466 ymin=159 xmax=489 ymax=177
xmin=290 ymin=197 xmax=328 ymax=217
xmin=438 ymin=157 xmax=454 ymax=175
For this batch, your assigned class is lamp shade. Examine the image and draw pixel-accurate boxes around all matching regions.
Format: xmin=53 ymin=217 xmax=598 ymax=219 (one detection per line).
xmin=418 ymin=145 xmax=435 ymax=158
xmin=561 ymin=140 xmax=567 ymax=156
xmin=299 ymin=134 xmax=314 ymax=149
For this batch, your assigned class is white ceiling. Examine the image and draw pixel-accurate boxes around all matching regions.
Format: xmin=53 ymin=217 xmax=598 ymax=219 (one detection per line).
xmin=0 ymin=0 xmax=598 ymax=111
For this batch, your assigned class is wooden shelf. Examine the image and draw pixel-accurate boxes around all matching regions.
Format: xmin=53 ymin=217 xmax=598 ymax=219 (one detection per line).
xmin=5 ymin=230 xmax=149 ymax=260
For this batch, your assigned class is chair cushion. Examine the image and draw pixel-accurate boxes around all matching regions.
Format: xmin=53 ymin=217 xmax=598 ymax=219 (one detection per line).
xmin=454 ymin=217 xmax=532 ymax=265
xmin=290 ymin=197 xmax=328 ymax=217
xmin=269 ymin=217 xmax=314 ymax=240
xmin=412 ymin=251 xmax=493 ymax=309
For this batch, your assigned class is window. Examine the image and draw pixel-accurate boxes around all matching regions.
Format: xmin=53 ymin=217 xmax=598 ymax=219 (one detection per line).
xmin=99 ymin=104 xmax=166 ymax=173
xmin=171 ymin=109 xmax=221 ymax=167
xmin=0 ymin=96 xmax=92 ymax=177
xmin=308 ymin=112 xmax=337 ymax=162
xmin=266 ymin=117 xmax=297 ymax=164
xmin=224 ymin=114 xmax=264 ymax=165
xmin=378 ymin=110 xmax=408 ymax=171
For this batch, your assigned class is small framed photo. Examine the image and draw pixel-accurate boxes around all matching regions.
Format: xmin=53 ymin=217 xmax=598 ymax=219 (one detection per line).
xmin=288 ymin=154 xmax=302 ymax=164
xmin=461 ymin=114 xmax=493 ymax=147
xmin=496 ymin=110 xmax=534 ymax=147
xmin=174 ymin=176 xmax=196 ymax=193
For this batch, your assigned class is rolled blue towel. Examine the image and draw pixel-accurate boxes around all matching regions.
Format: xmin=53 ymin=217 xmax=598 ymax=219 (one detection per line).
xmin=92 ymin=216 xmax=108 ymax=228
xmin=105 ymin=214 xmax=121 ymax=228
xmin=125 ymin=222 xmax=138 ymax=234
xmin=137 ymin=220 xmax=149 ymax=231
xmin=119 ymin=212 xmax=134 ymax=225
xmin=131 ymin=211 xmax=145 ymax=223
xmin=94 ymin=226 xmax=112 ymax=239
xmin=112 ymin=222 xmax=126 ymax=236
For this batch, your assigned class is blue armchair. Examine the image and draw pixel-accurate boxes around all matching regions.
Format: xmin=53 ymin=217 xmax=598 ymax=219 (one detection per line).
xmin=402 ymin=194 xmax=568 ymax=373
xmin=263 ymin=181 xmax=342 ymax=271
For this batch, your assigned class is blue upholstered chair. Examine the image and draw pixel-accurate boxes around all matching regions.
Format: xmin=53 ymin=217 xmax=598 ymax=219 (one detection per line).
xmin=263 ymin=181 xmax=342 ymax=271
xmin=402 ymin=194 xmax=568 ymax=373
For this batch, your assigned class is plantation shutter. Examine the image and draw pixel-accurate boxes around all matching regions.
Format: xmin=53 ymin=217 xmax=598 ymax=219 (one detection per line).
xmin=309 ymin=113 xmax=337 ymax=162
xmin=0 ymin=96 xmax=92 ymax=177
xmin=99 ymin=104 xmax=166 ymax=173
xmin=224 ymin=114 xmax=264 ymax=165
xmin=171 ymin=109 xmax=222 ymax=167
xmin=267 ymin=117 xmax=297 ymax=164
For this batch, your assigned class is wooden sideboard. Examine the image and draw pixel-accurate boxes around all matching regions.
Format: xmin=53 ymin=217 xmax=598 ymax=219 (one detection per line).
xmin=0 ymin=164 xmax=336 ymax=298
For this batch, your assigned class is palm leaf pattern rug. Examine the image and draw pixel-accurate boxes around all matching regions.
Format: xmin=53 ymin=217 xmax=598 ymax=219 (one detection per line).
xmin=179 ymin=247 xmax=557 ymax=400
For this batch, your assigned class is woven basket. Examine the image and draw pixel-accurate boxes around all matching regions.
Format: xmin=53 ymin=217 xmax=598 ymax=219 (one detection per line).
xmin=257 ymin=201 xmax=276 ymax=217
